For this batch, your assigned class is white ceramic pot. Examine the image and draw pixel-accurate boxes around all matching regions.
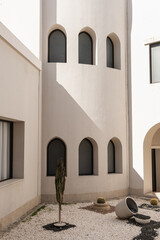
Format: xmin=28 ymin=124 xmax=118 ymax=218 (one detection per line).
xmin=115 ymin=197 xmax=138 ymax=219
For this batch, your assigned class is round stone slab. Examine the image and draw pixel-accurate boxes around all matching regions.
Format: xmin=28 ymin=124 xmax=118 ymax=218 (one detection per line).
xmin=54 ymin=222 xmax=67 ymax=227
xmin=94 ymin=202 xmax=111 ymax=209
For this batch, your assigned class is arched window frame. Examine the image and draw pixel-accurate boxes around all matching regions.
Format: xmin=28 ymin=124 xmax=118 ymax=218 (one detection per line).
xmin=78 ymin=137 xmax=98 ymax=176
xmin=106 ymin=33 xmax=121 ymax=70
xmin=107 ymin=138 xmax=122 ymax=174
xmin=107 ymin=37 xmax=114 ymax=68
xmin=78 ymin=31 xmax=93 ymax=65
xmin=48 ymin=29 xmax=66 ymax=63
xmin=108 ymin=140 xmax=115 ymax=173
xmin=47 ymin=137 xmax=66 ymax=176
xmin=79 ymin=138 xmax=94 ymax=176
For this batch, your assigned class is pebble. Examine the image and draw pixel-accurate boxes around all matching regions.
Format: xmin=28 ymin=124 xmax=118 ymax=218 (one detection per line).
xmin=1 ymin=197 xmax=160 ymax=240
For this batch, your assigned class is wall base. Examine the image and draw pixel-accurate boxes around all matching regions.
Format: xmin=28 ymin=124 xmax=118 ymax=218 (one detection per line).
xmin=0 ymin=196 xmax=41 ymax=231
xmin=42 ymin=189 xmax=129 ymax=203
xmin=129 ymin=188 xmax=144 ymax=196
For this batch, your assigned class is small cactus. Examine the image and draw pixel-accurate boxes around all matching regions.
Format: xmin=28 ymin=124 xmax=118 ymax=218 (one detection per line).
xmin=150 ymin=198 xmax=158 ymax=206
xmin=97 ymin=197 xmax=106 ymax=204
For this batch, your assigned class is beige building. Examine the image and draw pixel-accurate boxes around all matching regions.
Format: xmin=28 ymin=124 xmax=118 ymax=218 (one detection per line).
xmin=1 ymin=0 xmax=160 ymax=231
xmin=0 ymin=23 xmax=41 ymax=230
xmin=128 ymin=0 xmax=160 ymax=197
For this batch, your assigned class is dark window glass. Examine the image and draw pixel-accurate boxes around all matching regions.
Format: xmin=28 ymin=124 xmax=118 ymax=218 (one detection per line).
xmin=79 ymin=32 xmax=93 ymax=65
xmin=79 ymin=138 xmax=93 ymax=175
xmin=107 ymin=37 xmax=114 ymax=68
xmin=150 ymin=43 xmax=160 ymax=83
xmin=108 ymin=140 xmax=115 ymax=173
xmin=47 ymin=138 xmax=66 ymax=176
xmin=48 ymin=30 xmax=66 ymax=63
xmin=0 ymin=121 xmax=13 ymax=182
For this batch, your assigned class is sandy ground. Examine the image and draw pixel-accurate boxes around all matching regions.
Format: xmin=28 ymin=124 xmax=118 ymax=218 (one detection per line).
xmin=1 ymin=196 xmax=160 ymax=240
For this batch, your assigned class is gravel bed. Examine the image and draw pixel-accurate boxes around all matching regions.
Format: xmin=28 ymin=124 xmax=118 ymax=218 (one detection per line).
xmin=1 ymin=196 xmax=160 ymax=240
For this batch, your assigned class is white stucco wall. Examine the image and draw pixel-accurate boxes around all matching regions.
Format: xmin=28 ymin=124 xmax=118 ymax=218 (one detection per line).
xmin=0 ymin=0 xmax=40 ymax=58
xmin=128 ymin=0 xmax=160 ymax=194
xmin=0 ymin=23 xmax=41 ymax=228
xmin=42 ymin=0 xmax=129 ymax=201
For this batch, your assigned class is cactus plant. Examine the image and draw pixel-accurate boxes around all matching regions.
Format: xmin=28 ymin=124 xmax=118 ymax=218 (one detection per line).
xmin=55 ymin=159 xmax=66 ymax=224
xmin=150 ymin=198 xmax=158 ymax=206
xmin=97 ymin=197 xmax=106 ymax=204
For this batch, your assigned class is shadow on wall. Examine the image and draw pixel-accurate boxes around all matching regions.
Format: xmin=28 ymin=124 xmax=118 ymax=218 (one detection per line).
xmin=42 ymin=65 xmax=106 ymax=143
xmin=129 ymin=168 xmax=143 ymax=195
xmin=42 ymin=63 xmax=123 ymax=143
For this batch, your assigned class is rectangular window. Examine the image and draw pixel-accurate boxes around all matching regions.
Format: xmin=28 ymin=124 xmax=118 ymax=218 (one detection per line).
xmin=150 ymin=42 xmax=160 ymax=83
xmin=0 ymin=121 xmax=13 ymax=182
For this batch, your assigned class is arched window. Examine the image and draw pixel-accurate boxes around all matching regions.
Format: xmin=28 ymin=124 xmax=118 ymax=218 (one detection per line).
xmin=48 ymin=30 xmax=66 ymax=63
xmin=79 ymin=32 xmax=93 ymax=65
xmin=108 ymin=140 xmax=115 ymax=173
xmin=107 ymin=37 xmax=114 ymax=68
xmin=47 ymin=138 xmax=66 ymax=176
xmin=79 ymin=138 xmax=93 ymax=175
xmin=108 ymin=138 xmax=122 ymax=174
xmin=107 ymin=33 xmax=121 ymax=69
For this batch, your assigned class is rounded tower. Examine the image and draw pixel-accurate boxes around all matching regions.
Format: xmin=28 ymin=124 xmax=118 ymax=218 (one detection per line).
xmin=42 ymin=0 xmax=128 ymax=202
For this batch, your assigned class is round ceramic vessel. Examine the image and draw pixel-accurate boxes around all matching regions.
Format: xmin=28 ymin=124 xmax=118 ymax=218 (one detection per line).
xmin=135 ymin=217 xmax=151 ymax=224
xmin=115 ymin=197 xmax=138 ymax=219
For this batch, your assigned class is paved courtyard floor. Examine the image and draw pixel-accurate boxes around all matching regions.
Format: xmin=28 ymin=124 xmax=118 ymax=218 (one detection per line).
xmin=1 ymin=196 xmax=160 ymax=240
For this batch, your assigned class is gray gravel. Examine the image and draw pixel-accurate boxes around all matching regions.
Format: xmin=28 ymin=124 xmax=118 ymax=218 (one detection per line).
xmin=1 ymin=196 xmax=160 ymax=240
